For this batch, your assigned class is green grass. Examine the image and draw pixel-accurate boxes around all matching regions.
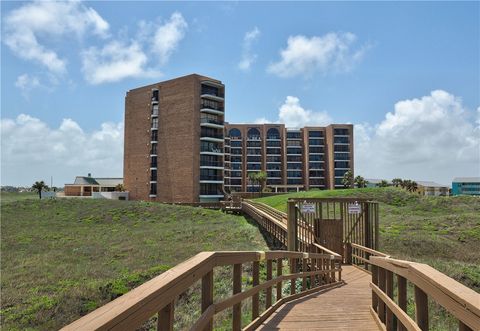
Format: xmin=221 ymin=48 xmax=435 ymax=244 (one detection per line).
xmin=0 ymin=192 xmax=38 ymax=203
xmin=1 ymin=197 xmax=268 ymax=330
xmin=255 ymin=187 xmax=480 ymax=330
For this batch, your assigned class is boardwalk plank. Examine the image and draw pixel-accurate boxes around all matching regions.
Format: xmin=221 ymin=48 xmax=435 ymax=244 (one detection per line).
xmin=259 ymin=266 xmax=380 ymax=330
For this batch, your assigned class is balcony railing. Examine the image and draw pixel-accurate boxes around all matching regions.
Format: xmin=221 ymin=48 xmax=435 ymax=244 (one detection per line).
xmin=200 ymin=175 xmax=223 ymax=181
xmin=200 ymin=190 xmax=224 ymax=195
xmin=201 ymin=147 xmax=223 ymax=153
xmin=200 ymin=160 xmax=223 ymax=167
xmin=200 ymin=118 xmax=223 ymax=126
xmin=201 ymin=132 xmax=224 ymax=140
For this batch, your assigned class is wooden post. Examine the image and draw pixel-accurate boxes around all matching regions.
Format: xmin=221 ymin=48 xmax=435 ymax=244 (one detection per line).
xmin=287 ymin=201 xmax=297 ymax=252
xmin=266 ymin=259 xmax=272 ymax=308
xmin=309 ymin=258 xmax=315 ymax=288
xmin=290 ymin=258 xmax=296 ymax=295
xmin=252 ymin=261 xmax=260 ymax=319
xmin=330 ymin=260 xmax=335 ymax=283
xmin=233 ymin=263 xmax=242 ymax=331
xmin=371 ymin=265 xmax=378 ymax=312
xmin=201 ymin=271 xmax=213 ymax=331
xmin=345 ymin=242 xmax=352 ymax=264
xmin=459 ymin=321 xmax=473 ymax=331
xmin=386 ymin=270 xmax=394 ymax=331
xmin=302 ymin=258 xmax=307 ymax=291
xmin=157 ymin=301 xmax=174 ymax=331
xmin=397 ymin=275 xmax=407 ymax=331
xmin=378 ymin=267 xmax=386 ymax=323
xmin=276 ymin=258 xmax=283 ymax=301
xmin=414 ymin=285 xmax=429 ymax=331
xmin=364 ymin=203 xmax=371 ymax=270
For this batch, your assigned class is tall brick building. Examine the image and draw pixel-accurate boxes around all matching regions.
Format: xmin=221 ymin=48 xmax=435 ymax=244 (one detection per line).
xmin=224 ymin=124 xmax=354 ymax=193
xmin=124 ymin=74 xmax=225 ymax=202
xmin=124 ymin=74 xmax=354 ymax=202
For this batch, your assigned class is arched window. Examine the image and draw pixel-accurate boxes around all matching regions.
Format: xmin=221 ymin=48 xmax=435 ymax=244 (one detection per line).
xmin=229 ymin=128 xmax=242 ymax=138
xmin=247 ymin=128 xmax=261 ymax=140
xmin=267 ymin=128 xmax=280 ymax=140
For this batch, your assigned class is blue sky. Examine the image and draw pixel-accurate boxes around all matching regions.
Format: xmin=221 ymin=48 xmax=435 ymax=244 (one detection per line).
xmin=1 ymin=1 xmax=479 ymax=186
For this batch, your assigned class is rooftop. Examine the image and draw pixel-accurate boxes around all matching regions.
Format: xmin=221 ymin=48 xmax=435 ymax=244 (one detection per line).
xmin=453 ymin=177 xmax=480 ymax=183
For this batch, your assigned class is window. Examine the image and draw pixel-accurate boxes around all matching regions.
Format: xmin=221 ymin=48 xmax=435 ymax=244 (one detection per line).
xmin=287 ymin=155 xmax=302 ymax=162
xmin=247 ymin=141 xmax=262 ymax=147
xmin=201 ymin=141 xmax=222 ymax=153
xmin=266 ymin=148 xmax=281 ymax=155
xmin=150 ymin=143 xmax=157 ymax=155
xmin=150 ymin=169 xmax=157 ymax=181
xmin=150 ymin=156 xmax=157 ymax=167
xmin=247 ymin=128 xmax=261 ymax=140
xmin=334 ymin=161 xmax=350 ymax=168
xmin=231 ymin=171 xmax=242 ymax=178
xmin=287 ymin=140 xmax=301 ymax=146
xmin=247 ymin=155 xmax=261 ymax=163
xmin=309 ymin=170 xmax=324 ymax=178
xmin=266 ymin=140 xmax=281 ymax=147
xmin=201 ymin=99 xmax=222 ymax=111
xmin=149 ymin=183 xmax=157 ymax=195
xmin=200 ymin=113 xmax=222 ymax=125
xmin=201 ymin=128 xmax=223 ymax=139
xmin=287 ymin=163 xmax=302 ymax=170
xmin=201 ymin=85 xmax=220 ymax=97
xmin=309 ymin=146 xmax=324 ymax=154
xmin=152 ymin=89 xmax=159 ymax=102
xmin=267 ymin=155 xmax=282 ymax=162
xmin=151 ymin=117 xmax=158 ymax=129
xmin=309 ymin=139 xmax=324 ymax=146
xmin=308 ymin=131 xmax=323 ymax=138
xmin=334 ymin=145 xmax=349 ymax=152
xmin=334 ymin=153 xmax=350 ymax=160
xmin=267 ymin=178 xmax=282 ymax=185
xmin=309 ymin=162 xmax=323 ymax=170
xmin=287 ymin=131 xmax=301 ymax=139
xmin=151 ymin=130 xmax=158 ymax=141
xmin=231 ymin=163 xmax=242 ymax=170
xmin=200 ymin=183 xmax=223 ymax=195
xmin=266 ymin=128 xmax=280 ymax=140
xmin=231 ymin=148 xmax=242 ymax=155
xmin=267 ymin=171 xmax=280 ymax=178
xmin=310 ymin=178 xmax=325 ymax=186
xmin=200 ymin=169 xmax=222 ymax=181
xmin=229 ymin=128 xmax=242 ymax=138
xmin=287 ymin=178 xmax=302 ymax=185
xmin=231 ymin=140 xmax=242 ymax=147
xmin=267 ymin=163 xmax=281 ymax=170
xmin=247 ymin=164 xmax=261 ymax=170
xmin=152 ymin=105 xmax=158 ymax=116
xmin=231 ymin=178 xmax=242 ymax=185
xmin=200 ymin=155 xmax=222 ymax=167
xmin=334 ymin=136 xmax=349 ymax=144
xmin=231 ymin=156 xmax=242 ymax=163
xmin=287 ymin=171 xmax=302 ymax=178
xmin=247 ymin=148 xmax=261 ymax=155
xmin=335 ymin=169 xmax=349 ymax=177
xmin=334 ymin=128 xmax=349 ymax=135
xmin=309 ymin=154 xmax=323 ymax=161
xmin=287 ymin=147 xmax=302 ymax=154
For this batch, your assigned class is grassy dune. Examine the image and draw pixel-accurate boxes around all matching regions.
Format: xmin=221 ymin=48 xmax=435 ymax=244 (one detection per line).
xmin=0 ymin=196 xmax=268 ymax=330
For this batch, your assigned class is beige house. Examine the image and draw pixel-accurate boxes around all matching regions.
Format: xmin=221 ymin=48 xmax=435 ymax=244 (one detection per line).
xmin=416 ymin=181 xmax=449 ymax=196
xmin=64 ymin=174 xmax=123 ymax=197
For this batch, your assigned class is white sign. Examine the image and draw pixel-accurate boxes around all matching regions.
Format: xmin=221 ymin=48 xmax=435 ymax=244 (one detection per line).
xmin=348 ymin=202 xmax=362 ymax=214
xmin=301 ymin=203 xmax=316 ymax=214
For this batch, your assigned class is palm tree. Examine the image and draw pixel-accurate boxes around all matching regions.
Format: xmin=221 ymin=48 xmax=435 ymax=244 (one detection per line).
xmin=407 ymin=181 xmax=418 ymax=193
xmin=248 ymin=172 xmax=258 ymax=194
xmin=32 ymin=181 xmax=48 ymax=199
xmin=342 ymin=170 xmax=354 ymax=188
xmin=377 ymin=180 xmax=389 ymax=188
xmin=256 ymin=171 xmax=268 ymax=192
xmin=391 ymin=178 xmax=403 ymax=187
xmin=354 ymin=176 xmax=367 ymax=188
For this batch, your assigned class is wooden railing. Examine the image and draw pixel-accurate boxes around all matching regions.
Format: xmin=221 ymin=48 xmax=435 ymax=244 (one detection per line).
xmin=242 ymin=201 xmax=288 ymax=247
xmin=62 ymin=251 xmax=342 ymax=331
xmin=369 ymin=256 xmax=480 ymax=331
xmin=345 ymin=242 xmax=389 ymax=271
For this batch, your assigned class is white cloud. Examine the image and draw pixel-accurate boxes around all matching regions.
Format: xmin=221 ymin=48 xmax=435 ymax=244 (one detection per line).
xmin=268 ymin=32 xmax=368 ymax=78
xmin=15 ymin=74 xmax=41 ymax=95
xmin=256 ymin=96 xmax=332 ymax=128
xmin=152 ymin=12 xmax=188 ymax=65
xmin=355 ymin=90 xmax=480 ymax=184
xmin=4 ymin=1 xmax=109 ymax=74
xmin=1 ymin=114 xmax=123 ymax=186
xmin=81 ymin=40 xmax=160 ymax=85
xmin=238 ymin=27 xmax=261 ymax=71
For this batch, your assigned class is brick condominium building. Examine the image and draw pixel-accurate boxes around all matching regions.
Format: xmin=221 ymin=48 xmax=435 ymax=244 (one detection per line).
xmin=124 ymin=74 xmax=353 ymax=202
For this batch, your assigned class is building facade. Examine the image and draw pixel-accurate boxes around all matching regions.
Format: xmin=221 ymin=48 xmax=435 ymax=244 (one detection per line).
xmin=124 ymin=74 xmax=225 ymax=203
xmin=416 ymin=181 xmax=449 ymax=196
xmin=124 ymin=74 xmax=354 ymax=202
xmin=224 ymin=124 xmax=354 ymax=192
xmin=64 ymin=174 xmax=123 ymax=196
xmin=452 ymin=177 xmax=480 ymax=196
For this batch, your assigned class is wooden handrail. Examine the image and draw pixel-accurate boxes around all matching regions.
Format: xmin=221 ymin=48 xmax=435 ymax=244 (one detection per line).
xmin=313 ymin=242 xmax=342 ymax=259
xmin=62 ymin=250 xmax=343 ymax=331
xmin=369 ymin=256 xmax=480 ymax=331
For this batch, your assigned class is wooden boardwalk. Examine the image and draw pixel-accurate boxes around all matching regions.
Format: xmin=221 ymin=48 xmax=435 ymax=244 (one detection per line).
xmin=259 ymin=266 xmax=379 ymax=330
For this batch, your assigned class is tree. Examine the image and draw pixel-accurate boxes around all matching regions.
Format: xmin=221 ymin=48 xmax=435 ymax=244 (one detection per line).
xmin=391 ymin=178 xmax=403 ymax=187
xmin=115 ymin=184 xmax=125 ymax=192
xmin=354 ymin=176 xmax=367 ymax=188
xmin=248 ymin=172 xmax=259 ymax=193
xmin=32 ymin=181 xmax=48 ymax=199
xmin=256 ymin=171 xmax=268 ymax=192
xmin=342 ymin=170 xmax=354 ymax=188
xmin=405 ymin=180 xmax=418 ymax=192
xmin=377 ymin=180 xmax=389 ymax=188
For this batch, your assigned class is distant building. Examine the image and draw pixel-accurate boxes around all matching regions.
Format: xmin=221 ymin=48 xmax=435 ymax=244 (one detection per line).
xmin=365 ymin=179 xmax=391 ymax=188
xmin=416 ymin=181 xmax=449 ymax=196
xmin=64 ymin=174 xmax=123 ymax=197
xmin=452 ymin=177 xmax=480 ymax=196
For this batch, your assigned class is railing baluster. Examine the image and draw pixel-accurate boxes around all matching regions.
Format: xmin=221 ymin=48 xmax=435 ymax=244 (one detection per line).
xmin=252 ymin=261 xmax=260 ymax=320
xmin=277 ymin=258 xmax=283 ymax=301
xmin=201 ymin=270 xmax=213 ymax=331
xmin=371 ymin=264 xmax=379 ymax=313
xmin=290 ymin=258 xmax=296 ymax=295
xmin=157 ymin=301 xmax=174 ymax=331
xmin=302 ymin=257 xmax=307 ymax=291
xmin=233 ymin=263 xmax=242 ymax=331
xmin=378 ymin=267 xmax=386 ymax=323
xmin=414 ymin=285 xmax=429 ymax=331
xmin=309 ymin=257 xmax=315 ymax=288
xmin=266 ymin=259 xmax=272 ymax=308
xmin=330 ymin=259 xmax=335 ymax=283
xmin=386 ymin=270 xmax=394 ymax=330
xmin=397 ymin=275 xmax=407 ymax=331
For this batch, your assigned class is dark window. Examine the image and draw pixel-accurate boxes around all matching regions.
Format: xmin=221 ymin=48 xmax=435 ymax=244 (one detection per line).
xmin=201 ymin=85 xmax=220 ymax=97
xmin=267 ymin=155 xmax=282 ymax=162
xmin=309 ymin=170 xmax=324 ymax=178
xmin=309 ymin=146 xmax=324 ymax=154
xmin=152 ymin=105 xmax=158 ymax=116
xmin=149 ymin=183 xmax=157 ymax=195
xmin=267 ymin=163 xmax=282 ymax=170
xmin=309 ymin=162 xmax=323 ymax=170
xmin=309 ymin=178 xmax=325 ymax=186
xmin=150 ymin=143 xmax=157 ymax=155
xmin=231 ymin=148 xmax=242 ymax=155
xmin=229 ymin=128 xmax=242 ymax=138
xmin=287 ymin=140 xmax=301 ymax=146
xmin=266 ymin=128 xmax=280 ymax=140
xmin=309 ymin=139 xmax=324 ymax=146
xmin=247 ymin=128 xmax=261 ymax=140
xmin=287 ymin=155 xmax=302 ymax=162
xmin=152 ymin=89 xmax=159 ymax=102
xmin=267 ymin=171 xmax=280 ymax=178
xmin=309 ymin=154 xmax=323 ymax=161
xmin=201 ymin=141 xmax=222 ymax=153
xmin=287 ymin=178 xmax=303 ymax=185
xmin=334 ymin=161 xmax=350 ymax=168
xmin=334 ymin=145 xmax=349 ymax=152
xmin=201 ymin=128 xmax=223 ymax=139
xmin=335 ymin=178 xmax=344 ymax=186
xmin=308 ymin=131 xmax=323 ymax=138
xmin=334 ymin=136 xmax=349 ymax=144
xmin=151 ymin=130 xmax=158 ymax=141
xmin=247 ymin=155 xmax=261 ymax=163
xmin=200 ymin=155 xmax=222 ymax=167
xmin=231 ymin=140 xmax=242 ymax=147
xmin=231 ymin=156 xmax=242 ymax=163
xmin=287 ymin=147 xmax=302 ymax=154
xmin=231 ymin=163 xmax=242 ymax=170
xmin=150 ymin=156 xmax=157 ymax=167
xmin=231 ymin=171 xmax=242 ymax=177
xmin=287 ymin=171 xmax=302 ymax=178
xmin=247 ymin=148 xmax=261 ymax=155
xmin=231 ymin=179 xmax=242 ymax=185
xmin=200 ymin=113 xmax=222 ymax=125
xmin=200 ymin=183 xmax=223 ymax=195
xmin=150 ymin=169 xmax=157 ymax=181
xmin=335 ymin=169 xmax=349 ymax=177
xmin=266 ymin=148 xmax=281 ymax=155
xmin=287 ymin=131 xmax=301 ymax=139
xmin=247 ymin=164 xmax=261 ymax=170
xmin=334 ymin=128 xmax=349 ymax=135
xmin=287 ymin=163 xmax=302 ymax=170
xmin=266 ymin=140 xmax=281 ymax=147
xmin=201 ymin=99 xmax=223 ymax=111
xmin=267 ymin=178 xmax=282 ymax=185
xmin=334 ymin=153 xmax=350 ymax=160
xmin=151 ymin=117 xmax=158 ymax=129
xmin=200 ymin=169 xmax=222 ymax=181
xmin=247 ymin=140 xmax=262 ymax=147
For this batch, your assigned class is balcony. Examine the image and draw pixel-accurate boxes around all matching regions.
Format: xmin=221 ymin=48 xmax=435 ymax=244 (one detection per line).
xmin=247 ymin=136 xmax=262 ymax=141
xmin=200 ymin=160 xmax=223 ymax=169
xmin=200 ymin=117 xmax=224 ymax=129
xmin=200 ymin=175 xmax=223 ymax=182
xmin=200 ymin=146 xmax=223 ymax=156
xmin=266 ymin=135 xmax=281 ymax=141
